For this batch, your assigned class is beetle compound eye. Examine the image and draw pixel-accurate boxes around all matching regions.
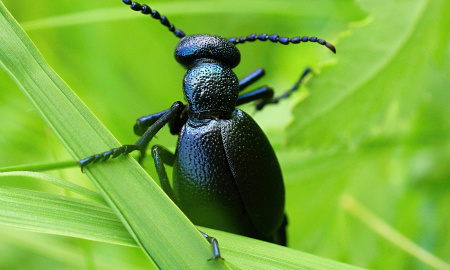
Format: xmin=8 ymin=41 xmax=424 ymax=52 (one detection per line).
xmin=229 ymin=33 xmax=336 ymax=53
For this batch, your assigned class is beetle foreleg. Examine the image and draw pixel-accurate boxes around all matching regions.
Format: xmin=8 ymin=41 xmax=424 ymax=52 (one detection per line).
xmin=78 ymin=144 xmax=140 ymax=172
xmin=134 ymin=109 xmax=170 ymax=136
xmin=78 ymin=101 xmax=184 ymax=172
xmin=134 ymin=101 xmax=183 ymax=158
xmin=134 ymin=103 xmax=186 ymax=136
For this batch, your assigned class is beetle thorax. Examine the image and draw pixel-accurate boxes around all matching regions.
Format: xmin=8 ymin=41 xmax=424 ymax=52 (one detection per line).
xmin=183 ymin=59 xmax=239 ymax=116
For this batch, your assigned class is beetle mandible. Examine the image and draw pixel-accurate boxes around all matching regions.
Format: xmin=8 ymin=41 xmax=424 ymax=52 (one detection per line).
xmin=78 ymin=0 xmax=336 ymax=260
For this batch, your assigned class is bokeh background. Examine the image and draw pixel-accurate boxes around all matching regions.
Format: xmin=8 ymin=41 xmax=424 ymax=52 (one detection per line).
xmin=0 ymin=0 xmax=448 ymax=269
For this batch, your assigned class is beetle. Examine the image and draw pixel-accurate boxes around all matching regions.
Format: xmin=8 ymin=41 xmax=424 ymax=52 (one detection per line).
xmin=78 ymin=0 xmax=336 ymax=260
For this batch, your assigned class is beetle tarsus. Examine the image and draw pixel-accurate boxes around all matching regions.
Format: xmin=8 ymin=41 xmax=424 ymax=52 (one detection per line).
xmin=199 ymin=231 xmax=223 ymax=261
xmin=257 ymin=67 xmax=312 ymax=111
xmin=77 ymin=144 xmax=140 ymax=172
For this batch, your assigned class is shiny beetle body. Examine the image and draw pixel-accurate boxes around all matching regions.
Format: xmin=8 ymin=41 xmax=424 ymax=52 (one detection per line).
xmin=79 ymin=0 xmax=336 ymax=259
xmin=144 ymin=34 xmax=287 ymax=244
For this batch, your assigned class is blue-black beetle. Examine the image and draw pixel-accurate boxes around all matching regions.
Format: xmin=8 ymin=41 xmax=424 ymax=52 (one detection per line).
xmin=79 ymin=0 xmax=336 ymax=260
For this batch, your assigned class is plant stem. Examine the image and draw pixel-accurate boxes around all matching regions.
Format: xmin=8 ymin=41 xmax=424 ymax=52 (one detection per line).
xmin=341 ymin=194 xmax=450 ymax=270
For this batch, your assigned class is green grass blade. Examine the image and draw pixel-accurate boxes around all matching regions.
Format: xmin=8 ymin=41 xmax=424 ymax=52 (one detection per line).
xmin=341 ymin=195 xmax=450 ymax=270
xmin=0 ymin=160 xmax=78 ymax=173
xmin=0 ymin=2 xmax=228 ymax=268
xmin=0 ymin=186 xmax=134 ymax=247
xmin=0 ymin=185 xmax=365 ymax=270
xmin=0 ymin=171 xmax=107 ymax=205
xmin=0 ymin=229 xmax=145 ymax=270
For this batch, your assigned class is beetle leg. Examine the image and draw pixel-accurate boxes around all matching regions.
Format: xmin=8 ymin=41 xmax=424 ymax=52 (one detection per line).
xmin=134 ymin=103 xmax=186 ymax=136
xmin=236 ymin=86 xmax=274 ymax=106
xmin=78 ymin=101 xmax=184 ymax=172
xmin=167 ymin=105 xmax=188 ymax=135
xmin=199 ymin=231 xmax=223 ymax=261
xmin=151 ymin=145 xmax=178 ymax=204
xmin=255 ymin=67 xmax=312 ymax=110
xmin=78 ymin=144 xmax=140 ymax=172
xmin=152 ymin=145 xmax=223 ymax=261
xmin=239 ymin=67 xmax=265 ymax=91
xmin=134 ymin=109 xmax=170 ymax=136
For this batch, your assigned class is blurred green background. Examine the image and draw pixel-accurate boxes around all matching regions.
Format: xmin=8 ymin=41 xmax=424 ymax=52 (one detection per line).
xmin=0 ymin=0 xmax=448 ymax=269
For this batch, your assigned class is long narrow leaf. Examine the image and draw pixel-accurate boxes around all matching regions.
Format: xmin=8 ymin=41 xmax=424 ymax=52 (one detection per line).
xmin=0 ymin=230 xmax=144 ymax=270
xmin=0 ymin=2 xmax=228 ymax=269
xmin=0 ymin=171 xmax=107 ymax=205
xmin=0 ymin=185 xmax=364 ymax=270
xmin=0 ymin=186 xmax=134 ymax=247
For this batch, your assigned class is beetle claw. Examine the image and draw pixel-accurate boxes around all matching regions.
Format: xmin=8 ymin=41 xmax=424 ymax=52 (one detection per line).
xmin=199 ymin=231 xmax=224 ymax=261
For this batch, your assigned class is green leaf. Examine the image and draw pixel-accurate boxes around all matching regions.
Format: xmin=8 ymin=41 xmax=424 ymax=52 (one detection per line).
xmin=287 ymin=0 xmax=449 ymax=149
xmin=5 ymin=0 xmax=436 ymax=269
xmin=0 ymin=1 xmax=229 ymax=268
xmin=0 ymin=230 xmax=146 ymax=270
xmin=0 ymin=186 xmax=134 ymax=247
xmin=0 ymin=179 xmax=364 ymax=270
xmin=0 ymin=171 xmax=107 ymax=205
xmin=283 ymin=0 xmax=450 ymax=268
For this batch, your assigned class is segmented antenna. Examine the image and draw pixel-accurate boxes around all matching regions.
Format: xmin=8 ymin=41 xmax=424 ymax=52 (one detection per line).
xmin=122 ymin=0 xmax=185 ymax=38
xmin=229 ymin=34 xmax=336 ymax=53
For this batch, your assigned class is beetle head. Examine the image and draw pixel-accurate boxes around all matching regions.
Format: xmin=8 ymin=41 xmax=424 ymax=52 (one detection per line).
xmin=175 ymin=35 xmax=241 ymax=69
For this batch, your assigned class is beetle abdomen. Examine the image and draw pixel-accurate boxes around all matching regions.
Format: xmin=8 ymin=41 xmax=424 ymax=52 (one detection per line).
xmin=173 ymin=117 xmax=259 ymax=237
xmin=173 ymin=109 xmax=286 ymax=243
xmin=221 ymin=109 xmax=285 ymax=241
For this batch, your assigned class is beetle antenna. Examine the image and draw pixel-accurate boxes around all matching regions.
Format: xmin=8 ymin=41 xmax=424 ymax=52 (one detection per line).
xmin=228 ymin=33 xmax=336 ymax=54
xmin=122 ymin=0 xmax=186 ymax=38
